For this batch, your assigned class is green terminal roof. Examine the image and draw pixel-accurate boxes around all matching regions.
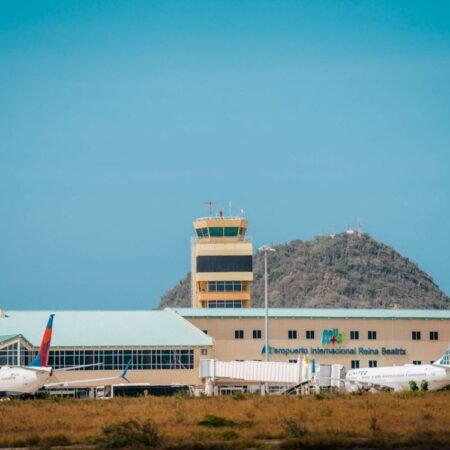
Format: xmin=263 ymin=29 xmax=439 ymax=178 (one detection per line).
xmin=0 ymin=334 xmax=21 ymax=344
xmin=172 ymin=307 xmax=450 ymax=320
xmin=0 ymin=311 xmax=213 ymax=348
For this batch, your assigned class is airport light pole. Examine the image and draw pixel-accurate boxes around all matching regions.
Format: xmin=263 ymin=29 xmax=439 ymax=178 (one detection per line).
xmin=259 ymin=245 xmax=276 ymax=364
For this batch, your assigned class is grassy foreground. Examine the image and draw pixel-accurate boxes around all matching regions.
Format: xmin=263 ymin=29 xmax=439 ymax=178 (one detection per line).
xmin=0 ymin=391 xmax=449 ymax=449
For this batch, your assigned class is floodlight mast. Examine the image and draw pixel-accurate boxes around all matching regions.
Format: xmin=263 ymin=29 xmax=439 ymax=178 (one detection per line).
xmin=259 ymin=244 xmax=276 ymax=394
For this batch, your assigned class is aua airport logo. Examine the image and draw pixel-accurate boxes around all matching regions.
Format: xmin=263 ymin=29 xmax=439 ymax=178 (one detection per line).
xmin=321 ymin=328 xmax=346 ymax=345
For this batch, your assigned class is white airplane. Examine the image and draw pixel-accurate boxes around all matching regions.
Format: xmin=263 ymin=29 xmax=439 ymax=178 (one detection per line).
xmin=0 ymin=314 xmax=129 ymax=396
xmin=343 ymin=346 xmax=450 ymax=392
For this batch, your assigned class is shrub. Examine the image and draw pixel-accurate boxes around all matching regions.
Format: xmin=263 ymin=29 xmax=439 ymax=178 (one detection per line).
xmin=41 ymin=434 xmax=70 ymax=447
xmin=100 ymin=419 xmax=159 ymax=448
xmin=197 ymin=415 xmax=235 ymax=428
xmin=231 ymin=392 xmax=246 ymax=400
xmin=220 ymin=430 xmax=239 ymax=440
xmin=369 ymin=416 xmax=380 ymax=434
xmin=420 ymin=380 xmax=429 ymax=391
xmin=409 ymin=380 xmax=418 ymax=392
xmin=281 ymin=418 xmax=308 ymax=438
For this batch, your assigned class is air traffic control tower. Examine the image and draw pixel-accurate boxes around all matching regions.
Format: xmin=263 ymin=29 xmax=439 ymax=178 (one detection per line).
xmin=191 ymin=206 xmax=253 ymax=308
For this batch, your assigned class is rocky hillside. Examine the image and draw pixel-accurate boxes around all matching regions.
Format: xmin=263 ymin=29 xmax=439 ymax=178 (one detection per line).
xmin=159 ymin=232 xmax=449 ymax=309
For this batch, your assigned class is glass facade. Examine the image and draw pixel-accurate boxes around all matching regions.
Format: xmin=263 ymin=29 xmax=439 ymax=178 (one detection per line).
xmin=0 ymin=342 xmax=30 ymax=366
xmin=196 ymin=227 xmax=243 ymax=238
xmin=197 ymin=255 xmax=252 ymax=272
xmin=207 ymin=281 xmax=243 ymax=292
xmin=196 ymin=228 xmax=208 ymax=238
xmin=206 ymin=300 xmax=243 ymax=308
xmin=0 ymin=344 xmax=194 ymax=371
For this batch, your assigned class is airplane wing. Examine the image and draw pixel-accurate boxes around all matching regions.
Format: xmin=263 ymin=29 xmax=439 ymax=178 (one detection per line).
xmin=24 ymin=367 xmax=52 ymax=374
xmin=344 ymin=378 xmax=392 ymax=392
xmin=53 ymin=363 xmax=103 ymax=372
xmin=44 ymin=360 xmax=131 ymax=389
xmin=324 ymin=376 xmax=392 ymax=392
xmin=44 ymin=375 xmax=124 ymax=389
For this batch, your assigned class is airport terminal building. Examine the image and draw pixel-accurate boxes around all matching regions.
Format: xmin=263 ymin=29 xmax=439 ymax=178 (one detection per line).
xmin=0 ymin=310 xmax=213 ymax=389
xmin=1 ymin=308 xmax=449 ymax=391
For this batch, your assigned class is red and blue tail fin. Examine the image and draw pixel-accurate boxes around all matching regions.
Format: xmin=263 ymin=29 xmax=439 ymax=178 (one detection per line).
xmin=28 ymin=314 xmax=55 ymax=368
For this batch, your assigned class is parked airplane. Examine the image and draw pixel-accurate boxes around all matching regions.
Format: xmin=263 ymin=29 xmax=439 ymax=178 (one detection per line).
xmin=0 ymin=314 xmax=129 ymax=396
xmin=344 ymin=346 xmax=450 ymax=392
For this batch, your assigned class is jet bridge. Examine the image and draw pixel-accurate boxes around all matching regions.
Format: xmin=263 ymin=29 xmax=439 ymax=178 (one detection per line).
xmin=200 ymin=358 xmax=314 ymax=395
xmin=200 ymin=358 xmax=344 ymax=395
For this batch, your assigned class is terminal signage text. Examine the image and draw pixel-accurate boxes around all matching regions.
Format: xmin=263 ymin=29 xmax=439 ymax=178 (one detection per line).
xmin=261 ymin=345 xmax=406 ymax=356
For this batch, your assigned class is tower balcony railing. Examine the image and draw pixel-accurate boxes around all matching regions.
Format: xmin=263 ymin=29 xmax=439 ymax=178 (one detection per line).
xmin=191 ymin=236 xmax=252 ymax=243
xmin=195 ymin=215 xmax=246 ymax=221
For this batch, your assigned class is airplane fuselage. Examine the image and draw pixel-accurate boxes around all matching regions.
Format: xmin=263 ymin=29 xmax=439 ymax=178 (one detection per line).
xmin=0 ymin=366 xmax=52 ymax=394
xmin=345 ymin=364 xmax=450 ymax=392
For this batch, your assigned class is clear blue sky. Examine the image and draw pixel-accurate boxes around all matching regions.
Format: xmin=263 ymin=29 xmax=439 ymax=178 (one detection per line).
xmin=1 ymin=1 xmax=449 ymax=310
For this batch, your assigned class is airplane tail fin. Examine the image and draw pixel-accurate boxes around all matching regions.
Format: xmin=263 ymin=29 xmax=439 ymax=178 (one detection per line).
xmin=432 ymin=345 xmax=450 ymax=367
xmin=120 ymin=358 xmax=132 ymax=381
xmin=28 ymin=314 xmax=55 ymax=368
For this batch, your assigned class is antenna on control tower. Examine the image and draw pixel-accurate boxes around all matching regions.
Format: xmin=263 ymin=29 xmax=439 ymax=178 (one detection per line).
xmin=203 ymin=201 xmax=216 ymax=218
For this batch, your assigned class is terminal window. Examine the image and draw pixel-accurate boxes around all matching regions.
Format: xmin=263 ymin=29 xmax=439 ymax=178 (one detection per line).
xmin=350 ymin=331 xmax=359 ymax=340
xmin=369 ymin=360 xmax=377 ymax=368
xmin=413 ymin=361 xmax=422 ymax=365
xmin=253 ymin=330 xmax=262 ymax=339
xmin=288 ymin=330 xmax=297 ymax=340
xmin=235 ymin=330 xmax=244 ymax=339
xmin=368 ymin=331 xmax=377 ymax=340
xmin=430 ymin=331 xmax=439 ymax=340
xmin=306 ymin=330 xmax=315 ymax=339
xmin=351 ymin=360 xmax=360 ymax=369
xmin=39 ymin=349 xmax=195 ymax=370
xmin=0 ymin=342 xmax=25 ymax=366
xmin=412 ymin=331 xmax=421 ymax=340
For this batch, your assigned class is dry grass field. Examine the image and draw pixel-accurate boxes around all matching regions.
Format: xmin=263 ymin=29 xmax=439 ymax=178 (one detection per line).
xmin=0 ymin=391 xmax=449 ymax=449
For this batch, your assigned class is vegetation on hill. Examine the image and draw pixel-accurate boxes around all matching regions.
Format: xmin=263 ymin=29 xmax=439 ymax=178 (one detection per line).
xmin=159 ymin=232 xmax=449 ymax=309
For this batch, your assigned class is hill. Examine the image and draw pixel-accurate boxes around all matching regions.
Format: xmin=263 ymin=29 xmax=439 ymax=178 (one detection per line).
xmin=159 ymin=232 xmax=449 ymax=309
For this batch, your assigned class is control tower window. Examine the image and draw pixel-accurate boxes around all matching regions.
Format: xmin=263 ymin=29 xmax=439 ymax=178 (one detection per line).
xmin=224 ymin=227 xmax=239 ymax=237
xmin=207 ymin=300 xmax=243 ymax=308
xmin=197 ymin=255 xmax=252 ymax=272
xmin=208 ymin=281 xmax=243 ymax=292
xmin=206 ymin=227 xmax=240 ymax=237
xmin=196 ymin=228 xmax=208 ymax=238
xmin=209 ymin=227 xmax=224 ymax=237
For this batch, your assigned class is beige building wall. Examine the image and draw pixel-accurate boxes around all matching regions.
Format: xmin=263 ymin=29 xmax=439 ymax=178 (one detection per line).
xmin=186 ymin=317 xmax=450 ymax=369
